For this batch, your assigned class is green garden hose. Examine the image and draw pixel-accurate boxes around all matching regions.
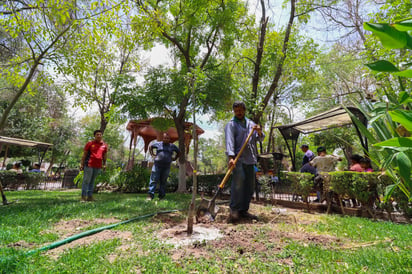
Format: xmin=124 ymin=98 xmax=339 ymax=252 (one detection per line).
xmin=25 ymin=209 xmax=180 ymax=256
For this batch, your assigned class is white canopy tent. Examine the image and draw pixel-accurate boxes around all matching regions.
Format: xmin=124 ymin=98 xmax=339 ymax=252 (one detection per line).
xmin=0 ymin=136 xmax=53 ymax=167
xmin=273 ymin=106 xmax=368 ymax=171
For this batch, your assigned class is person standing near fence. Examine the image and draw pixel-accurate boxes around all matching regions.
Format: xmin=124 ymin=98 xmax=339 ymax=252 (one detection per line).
xmin=300 ymin=144 xmax=315 ymax=166
xmin=10 ymin=162 xmax=23 ymax=174
xmin=29 ymin=163 xmax=41 ymax=173
xmin=80 ymin=130 xmax=108 ymax=202
xmin=310 ymin=146 xmax=341 ymax=202
xmin=147 ymin=132 xmax=180 ymax=200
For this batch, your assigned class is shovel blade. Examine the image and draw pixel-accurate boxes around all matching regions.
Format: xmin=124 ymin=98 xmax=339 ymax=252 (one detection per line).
xmin=196 ymin=187 xmax=223 ymax=221
xmin=196 ymin=198 xmax=219 ymax=221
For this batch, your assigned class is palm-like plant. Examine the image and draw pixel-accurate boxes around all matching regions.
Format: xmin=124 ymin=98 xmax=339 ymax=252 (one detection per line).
xmin=349 ymin=19 xmax=412 ymax=202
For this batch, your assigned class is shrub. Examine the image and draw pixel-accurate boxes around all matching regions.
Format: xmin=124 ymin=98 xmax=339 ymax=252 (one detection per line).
xmin=0 ymin=171 xmax=44 ymax=189
xmin=186 ymin=173 xmax=229 ymax=195
xmin=257 ymin=174 xmax=273 ymax=199
xmin=23 ymin=172 xmax=44 ymax=189
xmin=329 ymin=171 xmax=357 ymax=199
xmin=329 ymin=171 xmax=381 ymax=204
xmin=166 ymin=166 xmax=179 ymax=192
xmin=391 ymin=187 xmax=412 ymax=218
xmin=117 ymin=165 xmax=151 ymax=193
xmin=286 ymin=172 xmax=314 ymax=201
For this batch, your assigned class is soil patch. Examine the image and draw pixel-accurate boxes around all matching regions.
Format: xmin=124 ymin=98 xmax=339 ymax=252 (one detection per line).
xmin=7 ymin=240 xmax=36 ymax=249
xmin=46 ymin=230 xmax=133 ymax=260
xmin=45 ymin=217 xmax=121 ymax=238
xmin=160 ymin=203 xmax=345 ymax=263
xmin=38 ymin=202 xmax=349 ymax=262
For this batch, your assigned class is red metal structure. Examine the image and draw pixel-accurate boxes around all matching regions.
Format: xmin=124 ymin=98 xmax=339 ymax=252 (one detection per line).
xmin=126 ymin=118 xmax=204 ymax=169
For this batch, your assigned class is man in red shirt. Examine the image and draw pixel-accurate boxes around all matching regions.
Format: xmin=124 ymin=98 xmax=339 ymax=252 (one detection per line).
xmin=80 ymin=130 xmax=108 ymax=202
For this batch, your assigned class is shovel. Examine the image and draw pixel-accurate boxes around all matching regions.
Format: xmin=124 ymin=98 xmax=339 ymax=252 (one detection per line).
xmin=196 ymin=128 xmax=255 ymax=221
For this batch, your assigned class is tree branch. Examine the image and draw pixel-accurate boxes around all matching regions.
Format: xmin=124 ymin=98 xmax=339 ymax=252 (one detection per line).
xmin=254 ymin=0 xmax=296 ymax=123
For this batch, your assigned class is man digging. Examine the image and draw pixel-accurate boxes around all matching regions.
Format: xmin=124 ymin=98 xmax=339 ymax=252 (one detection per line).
xmin=225 ymin=101 xmax=264 ymax=222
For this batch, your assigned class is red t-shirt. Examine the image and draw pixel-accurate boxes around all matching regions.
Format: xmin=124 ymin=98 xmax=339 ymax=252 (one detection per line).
xmin=84 ymin=140 xmax=108 ymax=168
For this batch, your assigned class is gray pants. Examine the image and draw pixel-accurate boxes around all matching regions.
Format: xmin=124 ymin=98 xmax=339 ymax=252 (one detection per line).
xmin=230 ymin=163 xmax=255 ymax=213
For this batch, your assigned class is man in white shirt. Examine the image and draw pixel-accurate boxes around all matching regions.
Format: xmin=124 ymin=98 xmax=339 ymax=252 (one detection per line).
xmin=310 ymin=146 xmax=342 ymax=202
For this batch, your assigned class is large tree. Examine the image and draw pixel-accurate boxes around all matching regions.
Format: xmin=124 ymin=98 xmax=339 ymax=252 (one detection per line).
xmin=57 ymin=6 xmax=141 ymax=134
xmin=226 ymin=0 xmax=320 ymax=154
xmin=125 ymin=0 xmax=250 ymax=192
xmin=0 ymin=0 xmax=122 ymax=134
xmin=0 ymin=0 xmax=77 ymax=133
xmin=0 ymin=79 xmax=75 ymax=169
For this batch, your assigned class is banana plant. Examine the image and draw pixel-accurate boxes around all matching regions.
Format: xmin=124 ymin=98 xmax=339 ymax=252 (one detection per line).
xmin=350 ymin=19 xmax=412 ymax=201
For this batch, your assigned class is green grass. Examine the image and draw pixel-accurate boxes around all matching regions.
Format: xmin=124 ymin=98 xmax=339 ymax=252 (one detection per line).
xmin=0 ymin=190 xmax=411 ymax=273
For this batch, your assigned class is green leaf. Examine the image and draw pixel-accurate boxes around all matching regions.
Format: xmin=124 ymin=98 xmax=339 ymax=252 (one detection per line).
xmin=397 ymin=152 xmax=411 ymax=187
xmin=380 ymin=152 xmax=397 ymax=170
xmin=364 ymin=22 xmax=407 ymax=49
xmin=393 ymin=19 xmax=412 ymax=31
xmin=151 ymin=117 xmax=175 ymax=131
xmin=389 ymin=110 xmax=412 ymax=131
xmin=366 ymin=60 xmax=399 ymax=72
xmin=393 ymin=69 xmax=412 ymax=77
xmin=398 ymin=92 xmax=411 ymax=104
xmin=406 ymin=34 xmax=412 ymax=49
xmin=374 ymin=137 xmax=412 ymax=149
xmin=384 ymin=184 xmax=397 ymax=202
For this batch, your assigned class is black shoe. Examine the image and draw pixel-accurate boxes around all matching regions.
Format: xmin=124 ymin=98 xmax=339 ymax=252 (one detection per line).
xmin=229 ymin=210 xmax=240 ymax=223
xmin=240 ymin=211 xmax=258 ymax=221
xmin=313 ymin=198 xmax=320 ymax=203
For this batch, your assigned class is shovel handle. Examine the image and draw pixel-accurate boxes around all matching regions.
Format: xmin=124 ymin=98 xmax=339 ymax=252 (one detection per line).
xmin=0 ymin=181 xmax=8 ymax=205
xmin=218 ymin=128 xmax=256 ymax=189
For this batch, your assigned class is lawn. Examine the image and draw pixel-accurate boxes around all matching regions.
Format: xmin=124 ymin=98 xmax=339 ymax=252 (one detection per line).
xmin=1 ymin=190 xmax=411 ymax=273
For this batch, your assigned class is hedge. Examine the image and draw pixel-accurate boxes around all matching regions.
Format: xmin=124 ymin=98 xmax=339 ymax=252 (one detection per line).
xmin=286 ymin=171 xmax=411 ymax=218
xmin=186 ymin=174 xmax=231 ymax=195
xmin=0 ymin=171 xmax=44 ymax=190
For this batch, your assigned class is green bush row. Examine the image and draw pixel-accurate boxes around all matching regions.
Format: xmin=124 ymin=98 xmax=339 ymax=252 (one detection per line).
xmin=0 ymin=171 xmax=44 ymax=190
xmin=327 ymin=171 xmax=385 ymax=204
xmin=286 ymin=171 xmax=411 ymax=217
xmin=73 ymin=165 xmax=180 ymax=193
xmin=286 ymin=172 xmax=315 ymax=201
xmin=186 ymin=173 xmax=231 ymax=194
xmin=96 ymin=167 xmax=227 ymax=194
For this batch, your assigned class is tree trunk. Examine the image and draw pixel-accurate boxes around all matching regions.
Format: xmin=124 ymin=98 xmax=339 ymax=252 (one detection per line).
xmin=174 ymin=117 xmax=188 ymax=193
xmin=100 ymin=114 xmax=108 ymax=134
xmin=251 ymin=0 xmax=268 ymax=102
xmin=252 ymin=0 xmax=296 ymax=124
xmin=187 ymin=78 xmax=198 ymax=235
